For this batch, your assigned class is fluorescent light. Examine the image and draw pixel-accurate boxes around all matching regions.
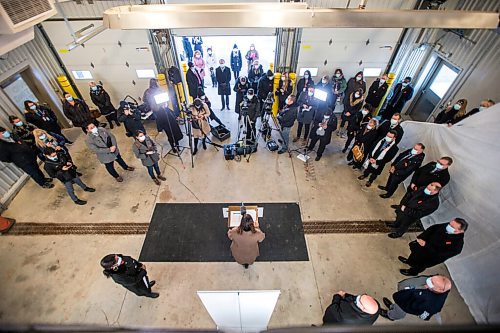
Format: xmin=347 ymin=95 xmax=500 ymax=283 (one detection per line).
xmin=71 ymin=70 xmax=93 ymax=80
xmin=136 ymin=69 xmax=156 ymax=79
xmin=154 ymin=92 xmax=169 ymax=104
xmin=299 ymin=67 xmax=318 ymax=76
xmin=363 ymin=68 xmax=382 ymax=77
xmin=314 ymin=89 xmax=328 ymax=101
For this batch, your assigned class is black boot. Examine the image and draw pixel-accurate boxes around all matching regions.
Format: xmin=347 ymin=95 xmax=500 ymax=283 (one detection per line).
xmin=202 ymin=138 xmax=207 ymax=150
xmin=193 ymin=138 xmax=199 ymax=155
xmin=109 ymin=123 xmax=114 ymax=129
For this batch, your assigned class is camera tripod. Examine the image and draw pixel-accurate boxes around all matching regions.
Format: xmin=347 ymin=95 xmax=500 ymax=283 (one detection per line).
xmin=235 ymin=111 xmax=258 ymax=163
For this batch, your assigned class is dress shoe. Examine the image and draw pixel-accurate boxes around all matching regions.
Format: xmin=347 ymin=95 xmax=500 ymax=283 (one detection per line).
xmin=45 ymin=177 xmax=53 ymax=183
xmin=357 ymin=175 xmax=366 ymax=180
xmin=149 ymin=280 xmax=156 ymax=287
xmin=315 ymin=155 xmax=321 ymax=161
xmin=347 ymin=161 xmax=354 ymax=165
xmin=400 ymin=269 xmax=417 ymax=276
xmin=221 ymin=107 xmax=226 ymax=111
xmin=171 ymin=147 xmax=178 ymax=154
xmin=74 ymin=199 xmax=87 ymax=205
xmin=398 ymin=256 xmax=409 ymax=264
xmin=115 ymin=176 xmax=124 ymax=182
xmin=379 ymin=193 xmax=391 ymax=198
xmin=390 ymin=204 xmax=400 ymax=209
xmin=77 ymin=171 xmax=83 ymax=176
xmin=148 ymin=292 xmax=160 ymax=298
xmin=127 ymin=167 xmax=135 ymax=171
xmin=378 ymin=185 xmax=386 ymax=190
xmin=277 ymin=148 xmax=287 ymax=154
xmin=383 ymin=297 xmax=393 ymax=308
xmin=227 ymin=106 xmax=231 ymax=110
xmin=153 ymin=178 xmax=161 ymax=185
xmin=380 ymin=309 xmax=394 ymax=321
xmin=388 ymin=232 xmax=401 ymax=239
xmin=84 ymin=187 xmax=96 ymax=192
xmin=341 ymin=148 xmax=347 ymax=153
xmin=42 ymin=182 xmax=54 ymax=189
xmin=202 ymin=142 xmax=207 ymax=150
xmin=66 ymin=141 xmax=74 ymax=145
xmin=157 ymin=175 xmax=166 ymax=181
xmin=385 ymin=222 xmax=396 ymax=228
xmin=365 ymin=181 xmax=372 ymax=187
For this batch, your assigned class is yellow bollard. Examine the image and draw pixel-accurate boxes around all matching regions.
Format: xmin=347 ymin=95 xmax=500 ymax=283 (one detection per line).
xmin=181 ymin=63 xmax=192 ymax=105
xmin=57 ymin=75 xmax=77 ymax=98
xmin=272 ymin=73 xmax=280 ymax=116
xmin=374 ymin=73 xmax=396 ymax=116
xmin=289 ymin=72 xmax=297 ymax=96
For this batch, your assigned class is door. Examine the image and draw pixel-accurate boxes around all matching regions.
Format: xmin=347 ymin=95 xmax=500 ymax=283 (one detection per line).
xmin=409 ymin=60 xmax=459 ymax=121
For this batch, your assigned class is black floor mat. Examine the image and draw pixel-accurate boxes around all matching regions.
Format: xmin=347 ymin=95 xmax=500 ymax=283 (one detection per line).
xmin=139 ymin=203 xmax=309 ymax=262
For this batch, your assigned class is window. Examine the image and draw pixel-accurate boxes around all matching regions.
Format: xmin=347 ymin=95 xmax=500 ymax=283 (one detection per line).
xmin=363 ymin=67 xmax=382 ymax=77
xmin=71 ymin=70 xmax=93 ymax=80
xmin=298 ymin=68 xmax=318 ymax=77
xmin=1 ymin=75 xmax=38 ymax=112
xmin=429 ymin=65 xmax=459 ymax=98
xmin=136 ymin=69 xmax=156 ymax=79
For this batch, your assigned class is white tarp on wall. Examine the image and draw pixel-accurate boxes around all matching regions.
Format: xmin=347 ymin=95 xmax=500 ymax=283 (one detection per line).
xmin=399 ymin=104 xmax=500 ymax=324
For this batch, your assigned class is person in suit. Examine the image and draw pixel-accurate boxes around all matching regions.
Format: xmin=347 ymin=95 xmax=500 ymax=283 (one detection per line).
xmin=379 ymin=143 xmax=426 ymax=198
xmin=323 ymin=291 xmax=380 ymax=326
xmin=101 ymin=254 xmax=159 ymax=298
xmin=132 ymin=130 xmax=166 ymax=185
xmin=377 ymin=113 xmax=404 ymax=144
xmin=308 ymin=108 xmax=337 ymax=161
xmin=380 ymin=275 xmax=451 ymax=321
xmin=398 ymin=218 xmax=467 ymax=276
xmin=387 ymin=182 xmax=442 ymax=238
xmin=227 ymin=214 xmax=265 ymax=269
xmin=357 ymin=130 xmax=399 ymax=187
xmin=408 ymin=157 xmax=452 ymax=192
xmin=186 ymin=61 xmax=203 ymax=100
xmin=216 ymin=59 xmax=232 ymax=110
xmin=365 ymin=74 xmax=389 ymax=109
xmin=381 ymin=76 xmax=414 ymax=120
xmin=347 ymin=118 xmax=379 ymax=169
xmin=85 ymin=122 xmax=135 ymax=182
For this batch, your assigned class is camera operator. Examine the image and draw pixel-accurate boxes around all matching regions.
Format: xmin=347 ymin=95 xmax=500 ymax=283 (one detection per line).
xmin=117 ymin=101 xmax=146 ymax=137
xmin=240 ymin=89 xmax=259 ymax=144
xmin=234 ymin=76 xmax=250 ymax=116
xmin=197 ymin=88 xmax=224 ymax=127
xmin=308 ymin=107 xmax=337 ymax=161
xmin=257 ymin=70 xmax=275 ymax=119
xmin=277 ymin=95 xmax=298 ymax=154
xmin=190 ymin=98 xmax=211 ymax=155
xmin=294 ymin=86 xmax=318 ymax=143
xmin=156 ymin=103 xmax=183 ymax=154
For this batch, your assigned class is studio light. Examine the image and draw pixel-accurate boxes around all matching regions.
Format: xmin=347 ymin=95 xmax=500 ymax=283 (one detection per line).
xmin=154 ymin=92 xmax=170 ymax=104
xmin=314 ymin=89 xmax=328 ymax=102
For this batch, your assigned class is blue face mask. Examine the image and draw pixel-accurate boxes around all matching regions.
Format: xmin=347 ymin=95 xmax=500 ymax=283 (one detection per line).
xmin=424 ymin=188 xmax=432 ymax=195
xmin=49 ymin=156 xmax=58 ymax=161
xmin=29 ymin=105 xmax=37 ymax=110
xmin=39 ymin=134 xmax=47 ymax=141
xmin=66 ymin=96 xmax=74 ymax=102
xmin=91 ymin=86 xmax=98 ymax=91
xmin=435 ymin=162 xmax=444 ymax=170
xmin=446 ymin=224 xmax=456 ymax=234
xmin=411 ymin=148 xmax=418 ymax=155
xmin=2 ymin=131 xmax=11 ymax=138
xmin=15 ymin=121 xmax=23 ymax=127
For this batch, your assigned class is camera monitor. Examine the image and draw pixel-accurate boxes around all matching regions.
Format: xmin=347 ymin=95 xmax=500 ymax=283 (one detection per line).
xmin=314 ymin=89 xmax=328 ymax=102
xmin=154 ymin=92 xmax=170 ymax=104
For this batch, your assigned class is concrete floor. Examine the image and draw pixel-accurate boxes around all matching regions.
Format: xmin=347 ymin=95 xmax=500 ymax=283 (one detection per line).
xmin=0 ymin=87 xmax=474 ymax=329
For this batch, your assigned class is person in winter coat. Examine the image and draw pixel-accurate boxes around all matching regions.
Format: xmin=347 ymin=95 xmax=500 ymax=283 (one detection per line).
xmin=101 ymin=254 xmax=159 ymax=298
xmin=190 ymin=98 xmax=211 ymax=155
xmin=155 ymin=104 xmax=183 ymax=153
xmin=24 ymin=100 xmax=71 ymax=143
xmin=275 ymin=72 xmax=293 ymax=111
xmin=241 ymin=88 xmax=259 ymax=143
xmin=323 ymin=291 xmax=380 ymax=326
xmin=186 ymin=62 xmax=203 ymax=100
xmin=398 ymin=218 xmax=467 ymax=276
xmin=33 ymin=128 xmax=71 ymax=162
xmin=244 ymin=44 xmax=259 ymax=69
xmin=330 ymin=68 xmax=347 ymax=111
xmin=43 ymin=147 xmax=94 ymax=205
xmin=192 ymin=36 xmax=203 ymax=55
xmin=365 ymin=74 xmax=389 ymax=109
xmin=0 ymin=127 xmax=53 ymax=189
xmin=277 ymin=95 xmax=298 ymax=154
xmin=117 ymin=101 xmax=146 ymax=137
xmin=387 ymin=182 xmax=442 ymax=238
xmin=182 ymin=36 xmax=193 ymax=62
xmin=381 ymin=76 xmax=414 ymax=120
xmin=294 ymin=86 xmax=317 ymax=142
xmin=132 ymin=130 xmax=166 ymax=185
xmin=380 ymin=275 xmax=451 ymax=321
xmin=248 ymin=60 xmax=264 ymax=92
xmin=347 ymin=118 xmax=379 ymax=169
xmin=257 ymin=70 xmax=275 ymax=118
xmin=234 ymin=76 xmax=251 ymax=115
xmin=205 ymin=47 xmax=217 ymax=88
xmin=308 ymin=108 xmax=337 ymax=161
xmin=8 ymin=115 xmax=37 ymax=148
xmin=227 ymin=214 xmax=265 ymax=269
xmin=62 ymin=93 xmax=96 ymax=133
xmin=193 ymin=50 xmax=206 ymax=85
xmin=342 ymin=103 xmax=373 ymax=153
xmin=142 ymin=78 xmax=163 ymax=112
xmin=89 ymin=82 xmax=120 ymax=129
xmin=216 ymin=59 xmax=232 ymax=110
xmin=358 ymin=130 xmax=399 ymax=187
xmin=378 ymin=143 xmax=426 ymax=198
xmin=230 ymin=44 xmax=243 ymax=80
xmin=296 ymin=70 xmax=315 ymax=95
xmin=197 ymin=88 xmax=224 ymax=127
xmin=343 ymin=71 xmax=366 ymax=113
xmin=434 ymin=99 xmax=468 ymax=125
xmin=85 ymin=123 xmax=135 ymax=182
xmin=338 ymin=88 xmax=364 ymax=138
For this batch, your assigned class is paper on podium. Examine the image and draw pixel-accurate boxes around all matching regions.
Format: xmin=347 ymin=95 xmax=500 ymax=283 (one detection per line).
xmin=226 ymin=206 xmax=260 ymax=227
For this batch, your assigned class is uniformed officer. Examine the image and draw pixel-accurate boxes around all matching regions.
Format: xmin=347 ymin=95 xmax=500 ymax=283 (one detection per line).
xmin=398 ymin=218 xmax=467 ymax=276
xmin=100 ymin=254 xmax=159 ymax=298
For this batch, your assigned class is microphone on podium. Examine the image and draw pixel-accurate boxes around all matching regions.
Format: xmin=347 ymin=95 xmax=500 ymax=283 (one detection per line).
xmin=240 ymin=202 xmax=246 ymax=216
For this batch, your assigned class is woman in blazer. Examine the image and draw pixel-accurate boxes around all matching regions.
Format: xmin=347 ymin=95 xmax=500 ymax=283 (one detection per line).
xmin=227 ymin=214 xmax=265 ymax=269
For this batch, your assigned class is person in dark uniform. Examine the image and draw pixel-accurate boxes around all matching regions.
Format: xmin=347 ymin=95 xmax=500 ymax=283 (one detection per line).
xmin=357 ymin=130 xmax=399 ymax=187
xmin=365 ymin=74 xmax=389 ymax=109
xmin=308 ymin=108 xmax=337 ymax=161
xmin=89 ymin=82 xmax=121 ymax=129
xmin=387 ymin=182 xmax=442 ymax=238
xmin=399 ymin=218 xmax=467 ymax=276
xmin=100 ymin=254 xmax=159 ymax=298
xmin=378 ymin=143 xmax=426 ymax=198
xmin=408 ymin=157 xmax=452 ymax=192
xmin=377 ymin=113 xmax=404 ymax=144
xmin=380 ymin=275 xmax=451 ymax=321
xmin=323 ymin=290 xmax=380 ymax=326
xmin=24 ymin=100 xmax=72 ymax=144
xmin=381 ymin=76 xmax=414 ymax=120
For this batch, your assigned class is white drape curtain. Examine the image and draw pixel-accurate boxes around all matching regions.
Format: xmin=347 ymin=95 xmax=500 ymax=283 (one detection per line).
xmin=399 ymin=104 xmax=500 ymax=324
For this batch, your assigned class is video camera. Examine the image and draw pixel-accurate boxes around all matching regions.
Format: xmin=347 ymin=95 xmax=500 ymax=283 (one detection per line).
xmin=262 ymin=92 xmax=274 ymax=114
xmin=240 ymin=100 xmax=249 ymax=117
xmin=224 ymin=141 xmax=258 ymax=160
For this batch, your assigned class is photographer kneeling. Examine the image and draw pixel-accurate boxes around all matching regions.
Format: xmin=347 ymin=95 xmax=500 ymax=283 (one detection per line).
xmin=240 ymin=88 xmax=259 ymax=145
xmin=277 ymin=95 xmax=298 ymax=154
xmin=308 ymin=107 xmax=337 ymax=161
xmin=190 ymin=98 xmax=211 ymax=155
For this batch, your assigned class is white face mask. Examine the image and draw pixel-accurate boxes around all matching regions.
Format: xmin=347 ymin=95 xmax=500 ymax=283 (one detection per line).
xmin=281 ymin=76 xmax=286 ymax=81
xmin=355 ymin=295 xmax=362 ymax=309
xmin=478 ymin=106 xmax=485 ymax=112
xmin=304 ymin=74 xmax=309 ymax=79
xmin=424 ymin=188 xmax=432 ymax=195
xmin=402 ymin=82 xmax=408 ymax=87
xmin=355 ymin=93 xmax=360 ymax=98
xmin=254 ymin=65 xmax=259 ymax=69
xmin=367 ymin=125 xmax=373 ymax=130
xmin=385 ymin=136 xmax=392 ymax=142
xmin=90 ymin=127 xmax=98 ymax=135
xmin=453 ymin=104 xmax=461 ymax=110
xmin=138 ymin=136 xmax=146 ymax=142
xmin=335 ymin=73 xmax=341 ymax=78
xmin=247 ymin=94 xmax=253 ymax=100
xmin=324 ymin=115 xmax=330 ymax=120
xmin=446 ymin=224 xmax=456 ymax=234
xmin=380 ymin=79 xmax=386 ymax=84
xmin=426 ymin=277 xmax=434 ymax=289
xmin=356 ymin=76 xmax=362 ymax=81
xmin=322 ymin=79 xmax=327 ymax=84
xmin=362 ymin=110 xmax=368 ymax=115
xmin=115 ymin=256 xmax=123 ymax=267
xmin=411 ymin=148 xmax=418 ymax=155
xmin=308 ymin=91 xmax=314 ymax=97
xmin=390 ymin=119 xmax=398 ymax=126
xmin=435 ymin=162 xmax=444 ymax=170
xmin=39 ymin=134 xmax=47 ymax=141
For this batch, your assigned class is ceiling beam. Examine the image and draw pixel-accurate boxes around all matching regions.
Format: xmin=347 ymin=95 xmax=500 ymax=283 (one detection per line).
xmin=102 ymin=3 xmax=499 ymax=30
